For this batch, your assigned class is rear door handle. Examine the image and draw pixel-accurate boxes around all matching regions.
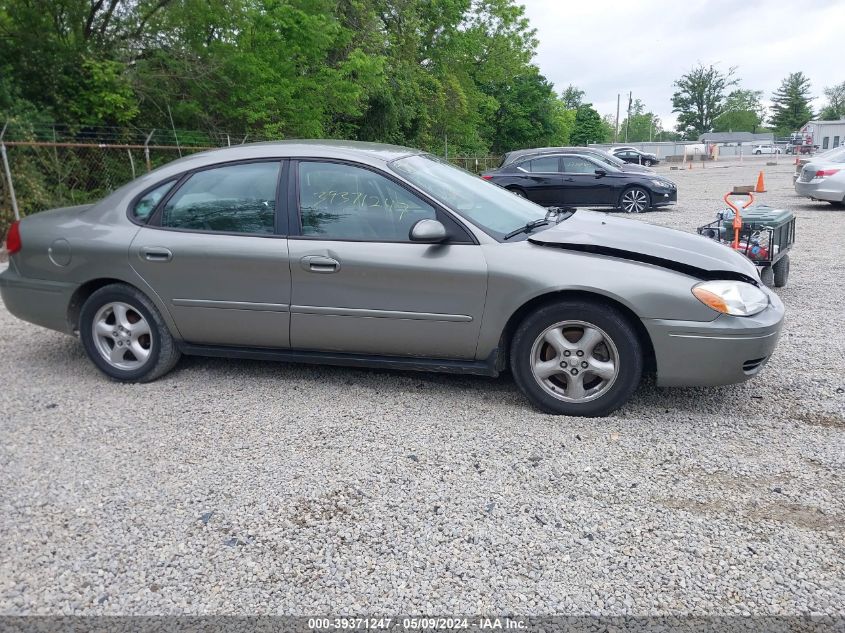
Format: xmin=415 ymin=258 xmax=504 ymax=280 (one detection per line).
xmin=141 ymin=247 xmax=172 ymax=262
xmin=564 ymin=177 xmax=575 ymax=182
xmin=301 ymin=255 xmax=340 ymax=273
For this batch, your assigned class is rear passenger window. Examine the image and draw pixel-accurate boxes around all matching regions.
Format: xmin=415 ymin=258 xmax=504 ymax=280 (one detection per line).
xmin=527 ymin=156 xmax=560 ymax=172
xmin=160 ymin=162 xmax=280 ymax=234
xmin=133 ymin=181 xmax=175 ymax=222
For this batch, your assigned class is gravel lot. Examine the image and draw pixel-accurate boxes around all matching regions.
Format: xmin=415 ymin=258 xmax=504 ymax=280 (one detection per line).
xmin=1 ymin=157 xmax=843 ymax=616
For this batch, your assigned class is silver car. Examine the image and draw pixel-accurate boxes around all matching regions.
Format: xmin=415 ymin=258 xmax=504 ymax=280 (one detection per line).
xmin=0 ymin=141 xmax=785 ymax=416
xmin=794 ymin=148 xmax=845 ymax=206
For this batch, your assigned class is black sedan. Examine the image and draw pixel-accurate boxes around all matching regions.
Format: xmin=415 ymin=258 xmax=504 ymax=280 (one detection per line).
xmin=500 ymin=146 xmax=655 ymax=173
xmin=611 ymin=147 xmax=660 ymax=167
xmin=481 ymin=152 xmax=676 ymax=213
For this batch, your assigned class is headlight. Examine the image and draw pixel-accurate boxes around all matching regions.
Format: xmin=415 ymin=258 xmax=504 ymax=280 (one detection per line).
xmin=649 ymin=179 xmax=672 ymax=188
xmin=692 ymin=281 xmax=769 ymax=316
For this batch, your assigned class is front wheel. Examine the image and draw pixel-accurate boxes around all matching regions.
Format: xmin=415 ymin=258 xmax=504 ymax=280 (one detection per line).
xmin=79 ymin=283 xmax=181 ymax=382
xmin=643 ymin=159 xmax=653 ymax=167
xmin=619 ymin=187 xmax=651 ymax=213
xmin=510 ymin=299 xmax=644 ymax=417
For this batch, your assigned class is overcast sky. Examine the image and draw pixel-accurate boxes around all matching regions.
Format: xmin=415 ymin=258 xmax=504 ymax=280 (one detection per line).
xmin=521 ymin=0 xmax=844 ymax=131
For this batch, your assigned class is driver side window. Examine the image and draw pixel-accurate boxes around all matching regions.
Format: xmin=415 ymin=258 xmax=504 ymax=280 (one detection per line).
xmin=297 ymin=161 xmax=437 ymax=242
xmin=562 ymin=156 xmax=598 ymax=173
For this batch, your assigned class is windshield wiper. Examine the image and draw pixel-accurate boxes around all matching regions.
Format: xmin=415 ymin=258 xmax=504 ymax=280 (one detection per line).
xmin=503 ymin=206 xmax=575 ymax=240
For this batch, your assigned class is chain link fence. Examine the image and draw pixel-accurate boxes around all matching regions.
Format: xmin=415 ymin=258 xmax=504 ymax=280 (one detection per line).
xmin=0 ymin=123 xmax=501 ymax=244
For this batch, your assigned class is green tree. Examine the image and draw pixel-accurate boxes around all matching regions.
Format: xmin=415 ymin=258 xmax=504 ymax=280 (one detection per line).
xmin=550 ymin=103 xmax=576 ymax=146
xmin=560 ymin=85 xmax=585 ymax=109
xmin=819 ymin=81 xmax=845 ymax=120
xmin=570 ymin=104 xmax=606 ymax=145
xmin=713 ymin=89 xmax=766 ymax=133
xmin=769 ymin=72 xmax=814 ymax=134
xmin=618 ymin=99 xmax=662 ymax=142
xmin=671 ymin=64 xmax=738 ymax=139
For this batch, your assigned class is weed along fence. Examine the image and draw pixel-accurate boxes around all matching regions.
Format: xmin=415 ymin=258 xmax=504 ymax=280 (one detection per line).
xmin=0 ymin=124 xmax=501 ymax=241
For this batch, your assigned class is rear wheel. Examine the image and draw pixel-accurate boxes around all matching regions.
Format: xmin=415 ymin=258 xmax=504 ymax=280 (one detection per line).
xmin=760 ymin=265 xmax=775 ymax=287
xmin=507 ymin=187 xmax=526 ymax=198
xmin=510 ymin=299 xmax=644 ymax=417
xmin=619 ymin=187 xmax=651 ymax=213
xmin=773 ymin=255 xmax=790 ymax=288
xmin=79 ymin=283 xmax=180 ymax=382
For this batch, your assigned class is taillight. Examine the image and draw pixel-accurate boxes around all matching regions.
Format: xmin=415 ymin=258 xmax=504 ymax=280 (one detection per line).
xmin=481 ymin=175 xmax=493 ymax=180
xmin=815 ymin=169 xmax=840 ymax=178
xmin=5 ymin=220 xmax=21 ymax=255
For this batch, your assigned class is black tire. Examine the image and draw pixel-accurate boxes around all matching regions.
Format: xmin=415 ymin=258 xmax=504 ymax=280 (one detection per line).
xmin=828 ymin=200 xmax=845 ymax=208
xmin=510 ymin=299 xmax=644 ymax=417
xmin=773 ymin=255 xmax=789 ymax=288
xmin=755 ymin=150 xmax=761 ymax=155
xmin=79 ymin=283 xmax=180 ymax=382
xmin=618 ymin=186 xmax=651 ymax=213
xmin=507 ymin=186 xmax=527 ymax=198
xmin=644 ymin=159 xmax=653 ymax=167
xmin=760 ymin=265 xmax=775 ymax=287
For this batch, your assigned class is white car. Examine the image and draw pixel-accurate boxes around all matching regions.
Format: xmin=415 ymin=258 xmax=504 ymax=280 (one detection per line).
xmin=753 ymin=144 xmax=782 ymax=155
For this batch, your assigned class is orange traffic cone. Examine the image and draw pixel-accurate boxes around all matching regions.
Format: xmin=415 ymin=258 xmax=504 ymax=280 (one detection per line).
xmin=755 ymin=170 xmax=766 ymax=193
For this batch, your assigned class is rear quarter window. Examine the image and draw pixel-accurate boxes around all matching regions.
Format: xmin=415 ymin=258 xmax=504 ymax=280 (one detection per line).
xmin=132 ymin=181 xmax=176 ymax=222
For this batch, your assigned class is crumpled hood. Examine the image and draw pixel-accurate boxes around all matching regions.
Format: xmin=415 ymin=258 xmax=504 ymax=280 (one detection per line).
xmin=528 ymin=209 xmax=761 ymax=282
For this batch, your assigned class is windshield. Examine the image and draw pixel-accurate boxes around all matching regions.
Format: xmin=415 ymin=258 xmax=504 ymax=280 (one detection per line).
xmin=390 ymin=154 xmax=548 ymax=239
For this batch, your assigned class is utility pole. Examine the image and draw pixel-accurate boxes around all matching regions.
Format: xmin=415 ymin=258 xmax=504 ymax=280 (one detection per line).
xmin=614 ymin=94 xmax=620 ymax=143
xmin=624 ymin=91 xmax=632 ymax=143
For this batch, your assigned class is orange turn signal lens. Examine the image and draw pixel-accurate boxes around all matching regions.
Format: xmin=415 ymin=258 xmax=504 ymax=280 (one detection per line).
xmin=692 ymin=287 xmax=729 ymax=314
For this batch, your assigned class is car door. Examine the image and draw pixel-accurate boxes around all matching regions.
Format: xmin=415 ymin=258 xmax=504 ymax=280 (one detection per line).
xmin=287 ymin=159 xmax=487 ymax=359
xmin=129 ymin=160 xmax=292 ymax=348
xmin=559 ymin=155 xmax=615 ymax=206
xmin=510 ymin=155 xmax=562 ymax=205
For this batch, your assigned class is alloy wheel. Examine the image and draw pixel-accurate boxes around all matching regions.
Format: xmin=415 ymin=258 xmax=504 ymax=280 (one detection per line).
xmin=621 ymin=188 xmax=649 ymax=213
xmin=92 ymin=302 xmax=153 ymax=370
xmin=529 ymin=320 xmax=619 ymax=403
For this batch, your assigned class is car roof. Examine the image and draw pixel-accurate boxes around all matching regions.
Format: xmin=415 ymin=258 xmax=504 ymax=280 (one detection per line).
xmin=155 ymin=140 xmax=424 ymax=173
xmin=501 ymin=146 xmax=609 ymax=165
xmin=114 ymin=140 xmax=428 ymax=199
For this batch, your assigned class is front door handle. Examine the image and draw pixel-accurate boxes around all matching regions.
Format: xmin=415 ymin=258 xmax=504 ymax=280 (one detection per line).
xmin=301 ymin=255 xmax=340 ymax=273
xmin=141 ymin=247 xmax=172 ymax=262
xmin=564 ymin=177 xmax=575 ymax=182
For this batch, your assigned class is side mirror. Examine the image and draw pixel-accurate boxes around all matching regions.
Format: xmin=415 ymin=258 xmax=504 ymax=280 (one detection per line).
xmin=409 ymin=219 xmax=448 ymax=243
xmin=594 ymin=169 xmax=607 ymax=178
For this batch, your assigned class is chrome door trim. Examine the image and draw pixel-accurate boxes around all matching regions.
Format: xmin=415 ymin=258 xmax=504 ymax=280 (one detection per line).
xmin=290 ymin=304 xmax=473 ymax=322
xmin=172 ymin=299 xmax=291 ymax=312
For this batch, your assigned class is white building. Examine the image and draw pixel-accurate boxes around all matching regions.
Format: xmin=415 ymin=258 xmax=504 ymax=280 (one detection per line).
xmin=802 ymin=119 xmax=845 ymax=151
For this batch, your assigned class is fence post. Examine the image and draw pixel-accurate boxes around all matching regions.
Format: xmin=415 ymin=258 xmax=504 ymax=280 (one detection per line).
xmin=0 ymin=122 xmax=21 ymax=221
xmin=144 ymin=129 xmax=155 ymax=172
xmin=127 ymin=149 xmax=136 ymax=179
